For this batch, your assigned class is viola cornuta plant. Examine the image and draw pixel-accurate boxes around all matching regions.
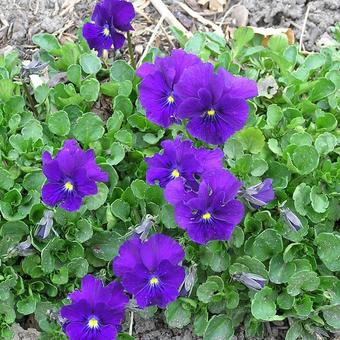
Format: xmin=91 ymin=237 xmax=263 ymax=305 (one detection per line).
xmin=0 ymin=0 xmax=339 ymax=339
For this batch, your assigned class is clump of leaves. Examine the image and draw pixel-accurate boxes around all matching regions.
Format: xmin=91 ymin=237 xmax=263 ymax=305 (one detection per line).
xmin=0 ymin=26 xmax=339 ymax=340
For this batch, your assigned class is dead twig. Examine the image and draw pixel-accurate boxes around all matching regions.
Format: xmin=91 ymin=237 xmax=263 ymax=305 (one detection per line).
xmin=149 ymin=0 xmax=190 ymax=36
xmin=299 ymin=5 xmax=310 ymax=52
xmin=161 ymin=24 xmax=176 ymax=48
xmin=176 ymin=1 xmax=224 ymax=36
xmin=218 ymin=2 xmax=240 ymax=27
xmin=138 ymin=14 xmax=165 ymax=66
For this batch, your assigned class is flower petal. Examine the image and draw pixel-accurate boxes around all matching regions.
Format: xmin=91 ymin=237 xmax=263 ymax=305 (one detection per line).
xmin=41 ymin=183 xmax=65 ymax=207
xmin=140 ymin=234 xmax=185 ymax=271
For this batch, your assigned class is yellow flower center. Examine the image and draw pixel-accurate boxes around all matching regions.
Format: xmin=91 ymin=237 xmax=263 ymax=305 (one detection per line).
xmin=150 ymin=277 xmax=159 ymax=285
xmin=88 ymin=317 xmax=99 ymax=329
xmin=207 ymin=109 xmax=215 ymax=116
xmin=64 ymin=181 xmax=73 ymax=191
xmin=103 ymin=28 xmax=110 ymax=37
xmin=167 ymin=95 xmax=175 ymax=104
xmin=171 ymin=169 xmax=180 ymax=178
xmin=202 ymin=212 xmax=211 ymax=220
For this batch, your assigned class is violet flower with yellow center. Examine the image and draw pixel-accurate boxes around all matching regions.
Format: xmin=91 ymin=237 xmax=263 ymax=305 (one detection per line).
xmin=41 ymin=139 xmax=108 ymax=212
xmin=137 ymin=49 xmax=201 ymax=128
xmin=145 ymin=136 xmax=224 ymax=191
xmin=175 ymin=62 xmax=258 ymax=145
xmin=113 ymin=234 xmax=185 ymax=309
xmin=60 ymin=275 xmax=128 ymax=340
xmin=83 ymin=0 xmax=135 ymax=56
xmin=165 ymin=170 xmax=244 ymax=244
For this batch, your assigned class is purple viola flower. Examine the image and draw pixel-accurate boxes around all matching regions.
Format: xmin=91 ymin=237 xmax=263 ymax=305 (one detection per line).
xmin=83 ymin=0 xmax=135 ymax=55
xmin=242 ymin=178 xmax=275 ymax=208
xmin=41 ymin=139 xmax=108 ymax=212
xmin=233 ymin=272 xmax=266 ymax=291
xmin=137 ymin=49 xmax=201 ymax=127
xmin=165 ymin=170 xmax=244 ymax=245
xmin=113 ymin=234 xmax=185 ymax=309
xmin=175 ymin=62 xmax=258 ymax=145
xmin=145 ymin=136 xmax=224 ymax=190
xmin=60 ymin=274 xmax=128 ymax=340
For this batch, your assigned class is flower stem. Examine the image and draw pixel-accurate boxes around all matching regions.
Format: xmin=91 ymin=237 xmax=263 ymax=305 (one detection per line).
xmin=127 ymin=31 xmax=136 ymax=69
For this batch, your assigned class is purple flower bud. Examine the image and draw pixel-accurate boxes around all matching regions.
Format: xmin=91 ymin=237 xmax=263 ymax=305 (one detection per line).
xmin=7 ymin=237 xmax=35 ymax=258
xmin=233 ymin=272 xmax=266 ymax=291
xmin=180 ymin=265 xmax=197 ymax=297
xmin=242 ymin=178 xmax=275 ymax=208
xmin=134 ymin=214 xmax=155 ymax=241
xmin=35 ymin=210 xmax=54 ymax=239
xmin=280 ymin=206 xmax=302 ymax=232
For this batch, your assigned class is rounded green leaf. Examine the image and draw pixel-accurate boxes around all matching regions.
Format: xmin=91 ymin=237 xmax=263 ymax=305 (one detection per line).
xmin=314 ymin=233 xmax=340 ymax=272
xmin=165 ymin=299 xmax=191 ymax=329
xmin=84 ymin=183 xmax=109 ymax=210
xmin=203 ymin=315 xmax=233 ymax=340
xmin=252 ymin=229 xmax=283 ymax=261
xmin=32 ymin=33 xmax=61 ymax=52
xmin=111 ymin=199 xmax=130 ymax=222
xmin=80 ymin=53 xmax=102 ymax=74
xmin=47 ymin=110 xmax=70 ymax=136
xmin=238 ymin=127 xmax=265 ymax=154
xmin=291 ymin=145 xmax=319 ymax=175
xmin=73 ymin=113 xmax=104 ymax=144
xmin=110 ymin=60 xmax=134 ymax=82
xmin=80 ymin=78 xmax=100 ymax=102
xmin=251 ymin=287 xmax=276 ymax=320
xmin=315 ymin=132 xmax=337 ymax=154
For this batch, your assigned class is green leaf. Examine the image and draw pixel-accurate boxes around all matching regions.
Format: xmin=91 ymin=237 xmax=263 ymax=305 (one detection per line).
xmin=268 ymin=34 xmax=288 ymax=54
xmin=111 ymin=199 xmax=130 ymax=222
xmin=0 ymin=79 xmax=15 ymax=101
xmin=22 ymin=171 xmax=45 ymax=191
xmin=0 ymin=168 xmax=14 ymax=191
xmin=47 ymin=110 xmax=70 ymax=136
xmin=88 ymin=231 xmax=120 ymax=261
xmin=266 ymin=104 xmax=283 ymax=127
xmin=316 ymin=113 xmax=337 ymax=131
xmin=291 ymin=145 xmax=319 ymax=175
xmin=194 ymin=308 xmax=208 ymax=336
xmin=114 ymin=129 xmax=133 ymax=146
xmin=22 ymin=119 xmax=43 ymax=142
xmin=251 ymin=287 xmax=276 ymax=320
xmin=238 ymin=127 xmax=265 ymax=154
xmin=34 ymin=84 xmax=49 ymax=103
xmin=185 ymin=33 xmax=206 ymax=55
xmin=80 ymin=53 xmax=102 ymax=74
xmin=314 ymin=233 xmax=340 ymax=272
xmin=287 ymin=270 xmax=320 ymax=296
xmin=67 ymin=64 xmax=82 ymax=87
xmin=203 ymin=315 xmax=233 ymax=340
xmin=315 ymin=132 xmax=337 ymax=154
xmin=108 ymin=142 xmax=125 ymax=165
xmin=233 ymin=27 xmax=254 ymax=57
xmin=73 ymin=113 xmax=104 ymax=144
xmin=75 ymin=219 xmax=93 ymax=243
xmin=200 ymin=241 xmax=230 ymax=272
xmin=32 ymin=33 xmax=61 ymax=52
xmin=197 ymin=281 xmax=219 ymax=303
xmin=17 ymin=295 xmax=37 ymax=315
xmin=322 ymin=305 xmax=340 ymax=329
xmin=80 ymin=78 xmax=100 ymax=102
xmin=293 ymin=183 xmax=311 ymax=216
xmin=110 ymin=60 xmax=134 ymax=82
xmin=310 ymin=186 xmax=329 ymax=213
xmin=269 ymin=254 xmax=296 ymax=284
xmin=84 ymin=183 xmax=109 ymax=210
xmin=165 ymin=299 xmax=191 ymax=329
xmin=131 ymin=179 xmax=148 ymax=199
xmin=309 ymin=78 xmax=335 ymax=102
xmin=160 ymin=204 xmax=177 ymax=229
xmin=252 ymin=229 xmax=283 ymax=261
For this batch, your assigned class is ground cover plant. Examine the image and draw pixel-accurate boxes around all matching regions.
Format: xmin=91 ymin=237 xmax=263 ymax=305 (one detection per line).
xmin=0 ymin=0 xmax=339 ymax=339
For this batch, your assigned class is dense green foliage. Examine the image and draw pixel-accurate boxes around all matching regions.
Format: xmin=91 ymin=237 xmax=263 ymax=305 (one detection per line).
xmin=0 ymin=27 xmax=339 ymax=339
